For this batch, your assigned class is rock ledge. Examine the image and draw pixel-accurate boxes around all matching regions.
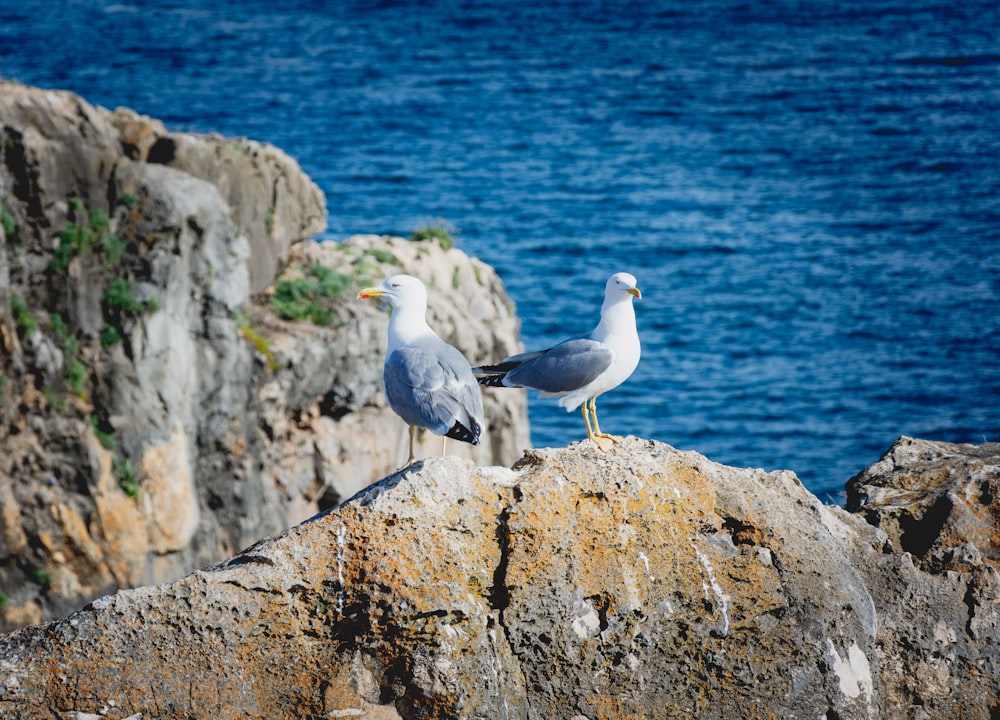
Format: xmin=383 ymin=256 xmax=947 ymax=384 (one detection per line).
xmin=3 ymin=437 xmax=998 ymax=719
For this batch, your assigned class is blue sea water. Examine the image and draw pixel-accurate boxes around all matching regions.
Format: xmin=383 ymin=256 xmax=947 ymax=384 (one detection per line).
xmin=2 ymin=1 xmax=998 ymax=499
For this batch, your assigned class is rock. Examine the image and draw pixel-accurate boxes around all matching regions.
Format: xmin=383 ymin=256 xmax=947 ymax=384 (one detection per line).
xmin=3 ymin=438 xmax=997 ymax=719
xmin=846 ymin=435 xmax=1000 ymax=573
xmin=105 ymin=105 xmax=328 ymax=293
xmin=0 ymin=84 xmax=529 ymax=631
xmin=164 ymin=126 xmax=324 ymax=292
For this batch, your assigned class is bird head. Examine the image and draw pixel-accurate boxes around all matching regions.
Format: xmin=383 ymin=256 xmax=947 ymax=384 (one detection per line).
xmin=607 ymin=272 xmax=641 ymax=300
xmin=357 ymin=274 xmax=429 ymax=312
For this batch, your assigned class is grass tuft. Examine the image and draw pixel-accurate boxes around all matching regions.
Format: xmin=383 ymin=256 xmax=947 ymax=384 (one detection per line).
xmin=236 ymin=315 xmax=280 ymax=372
xmin=270 ymin=264 xmax=352 ymax=326
xmin=410 ymin=221 xmax=456 ymax=251
xmin=363 ymin=247 xmax=400 ymax=264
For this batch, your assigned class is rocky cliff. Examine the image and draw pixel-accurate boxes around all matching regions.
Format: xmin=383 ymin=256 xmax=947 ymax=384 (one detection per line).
xmin=0 ymin=83 xmax=528 ymax=630
xmin=4 ymin=82 xmax=999 ymax=720
xmin=1 ymin=436 xmax=998 ymax=720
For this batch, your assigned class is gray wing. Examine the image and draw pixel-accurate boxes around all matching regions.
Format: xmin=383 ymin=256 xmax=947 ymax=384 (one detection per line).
xmin=500 ymin=337 xmax=613 ymax=393
xmin=384 ymin=339 xmax=484 ymax=442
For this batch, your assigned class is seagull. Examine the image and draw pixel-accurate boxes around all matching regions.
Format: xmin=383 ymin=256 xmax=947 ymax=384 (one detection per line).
xmin=357 ymin=274 xmax=485 ymax=465
xmin=474 ymin=272 xmax=641 ymax=451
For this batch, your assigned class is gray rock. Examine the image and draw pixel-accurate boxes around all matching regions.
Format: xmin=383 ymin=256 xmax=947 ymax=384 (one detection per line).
xmin=2 ymin=437 xmax=997 ymax=719
xmin=846 ymin=435 xmax=1000 ymax=573
xmin=105 ymin=105 xmax=327 ymax=293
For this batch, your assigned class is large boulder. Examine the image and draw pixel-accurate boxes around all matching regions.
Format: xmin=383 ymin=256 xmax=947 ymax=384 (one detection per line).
xmin=0 ymin=84 xmax=529 ymax=631
xmin=2 ymin=437 xmax=998 ymax=719
xmin=846 ymin=435 xmax=1000 ymax=572
xmin=844 ymin=435 xmax=1000 ymax=717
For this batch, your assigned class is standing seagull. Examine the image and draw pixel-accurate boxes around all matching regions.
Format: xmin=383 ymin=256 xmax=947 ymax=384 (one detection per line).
xmin=474 ymin=272 xmax=641 ymax=451
xmin=357 ymin=274 xmax=484 ymax=465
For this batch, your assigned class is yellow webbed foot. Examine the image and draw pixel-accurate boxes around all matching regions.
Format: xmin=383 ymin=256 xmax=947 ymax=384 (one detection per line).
xmin=591 ymin=434 xmax=616 ymax=452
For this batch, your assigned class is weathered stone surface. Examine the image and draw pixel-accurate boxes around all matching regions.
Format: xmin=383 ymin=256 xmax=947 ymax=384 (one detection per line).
xmin=105 ymin=105 xmax=327 ymax=292
xmin=846 ymin=435 xmax=1000 ymax=573
xmin=843 ymin=436 xmax=1000 ymax=718
xmin=0 ymin=84 xmax=529 ymax=631
xmin=2 ymin=437 xmax=997 ymax=719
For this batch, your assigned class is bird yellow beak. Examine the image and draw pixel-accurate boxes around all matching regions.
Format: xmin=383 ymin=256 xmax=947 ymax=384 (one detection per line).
xmin=628 ymin=287 xmax=642 ymax=299
xmin=357 ymin=287 xmax=383 ymax=300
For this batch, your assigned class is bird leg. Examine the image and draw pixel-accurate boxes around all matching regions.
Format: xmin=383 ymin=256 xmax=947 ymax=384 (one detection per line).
xmin=581 ymin=400 xmax=614 ymax=451
xmin=589 ymin=398 xmax=612 ymax=438
xmin=441 ymin=435 xmax=447 ymax=457
xmin=581 ymin=403 xmax=595 ymax=439
xmin=406 ymin=425 xmax=417 ymax=465
xmin=588 ymin=398 xmax=617 ymax=451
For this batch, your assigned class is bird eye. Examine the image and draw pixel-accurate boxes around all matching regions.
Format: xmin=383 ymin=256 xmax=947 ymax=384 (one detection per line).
xmin=391 ymin=283 xmax=400 ymax=288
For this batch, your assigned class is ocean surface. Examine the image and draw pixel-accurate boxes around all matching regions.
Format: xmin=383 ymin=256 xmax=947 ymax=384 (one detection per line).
xmin=2 ymin=0 xmax=998 ymax=499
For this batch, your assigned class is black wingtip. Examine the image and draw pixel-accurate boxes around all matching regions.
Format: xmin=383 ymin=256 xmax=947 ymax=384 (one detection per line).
xmin=446 ymin=418 xmax=481 ymax=445
xmin=474 ymin=360 xmax=521 ymax=374
xmin=475 ymin=374 xmax=508 ymax=387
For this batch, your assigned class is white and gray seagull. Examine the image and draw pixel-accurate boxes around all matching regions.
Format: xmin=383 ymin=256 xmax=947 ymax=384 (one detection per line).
xmin=474 ymin=272 xmax=641 ymax=451
xmin=357 ymin=274 xmax=485 ymax=465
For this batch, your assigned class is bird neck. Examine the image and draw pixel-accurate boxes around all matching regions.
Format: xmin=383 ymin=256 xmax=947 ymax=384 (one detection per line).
xmin=592 ymin=296 xmax=636 ymax=342
xmin=386 ymin=304 xmax=434 ymax=352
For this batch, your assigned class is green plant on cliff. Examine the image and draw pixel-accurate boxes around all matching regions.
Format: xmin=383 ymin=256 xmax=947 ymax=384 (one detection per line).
xmin=114 ymin=457 xmax=139 ymax=500
xmin=1 ymin=198 xmax=15 ymax=236
xmin=100 ymin=280 xmax=160 ymax=352
xmin=236 ymin=314 xmax=280 ymax=373
xmin=102 ymin=279 xmax=145 ymax=314
xmin=10 ymin=294 xmax=37 ymax=336
xmin=100 ymin=324 xmax=123 ymax=348
xmin=0 ymin=374 xmax=6 ymax=404
xmin=64 ymin=358 xmax=88 ymax=399
xmin=410 ymin=221 xmax=455 ymax=251
xmin=270 ymin=264 xmax=352 ymax=326
xmin=30 ymin=569 xmax=52 ymax=588
xmin=0 ymin=590 xmax=7 ymax=611
xmin=363 ymin=247 xmax=400 ymax=265
xmin=101 ymin=227 xmax=126 ymax=268
xmin=50 ymin=312 xmax=89 ymax=399
xmin=90 ymin=415 xmax=117 ymax=451
xmin=49 ymin=313 xmax=78 ymax=356
xmin=51 ymin=202 xmax=126 ymax=272
xmin=51 ymin=205 xmax=95 ymax=272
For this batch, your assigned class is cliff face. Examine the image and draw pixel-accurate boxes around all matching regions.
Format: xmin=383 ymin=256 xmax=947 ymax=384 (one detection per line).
xmin=0 ymin=84 xmax=528 ymax=630
xmin=2 ymin=437 xmax=998 ymax=720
